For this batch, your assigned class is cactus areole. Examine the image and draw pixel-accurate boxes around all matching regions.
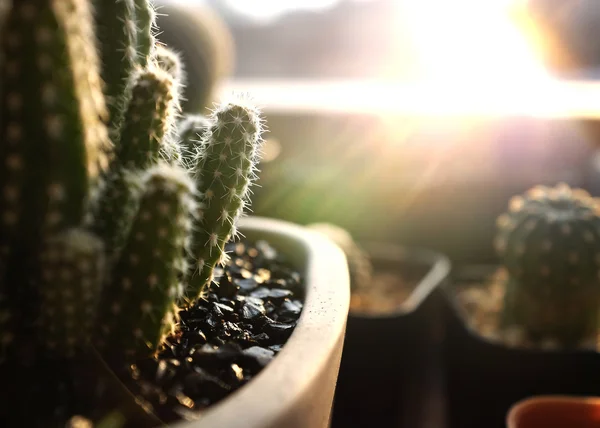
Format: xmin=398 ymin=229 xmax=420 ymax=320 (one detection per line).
xmin=495 ymin=183 xmax=600 ymax=345
xmin=0 ymin=1 xmax=314 ymax=426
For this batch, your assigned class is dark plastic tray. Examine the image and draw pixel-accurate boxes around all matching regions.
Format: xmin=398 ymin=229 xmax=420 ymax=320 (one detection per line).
xmin=442 ymin=265 xmax=600 ymax=428
xmin=331 ymin=243 xmax=451 ymax=428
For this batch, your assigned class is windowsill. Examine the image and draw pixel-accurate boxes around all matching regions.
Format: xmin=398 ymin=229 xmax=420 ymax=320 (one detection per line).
xmin=218 ymin=78 xmax=600 ymax=119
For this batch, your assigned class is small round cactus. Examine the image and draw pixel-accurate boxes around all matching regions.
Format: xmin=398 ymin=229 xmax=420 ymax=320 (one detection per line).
xmin=495 ymin=183 xmax=600 ymax=344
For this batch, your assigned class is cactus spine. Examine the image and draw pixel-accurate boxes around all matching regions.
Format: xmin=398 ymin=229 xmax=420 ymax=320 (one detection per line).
xmin=495 ymin=183 xmax=600 ymax=345
xmin=153 ymin=43 xmax=183 ymax=82
xmin=187 ymin=102 xmax=263 ymax=299
xmin=176 ymin=114 xmax=211 ymax=168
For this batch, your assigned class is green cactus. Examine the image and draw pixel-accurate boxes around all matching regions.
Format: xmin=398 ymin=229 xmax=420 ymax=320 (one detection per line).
xmin=38 ymin=229 xmax=105 ymax=357
xmin=495 ymin=183 xmax=600 ymax=345
xmin=97 ymin=163 xmax=194 ymax=361
xmin=133 ymin=0 xmax=156 ymax=68
xmin=153 ymin=43 xmax=183 ymax=82
xmin=187 ymin=101 xmax=263 ymax=300
xmin=93 ymin=0 xmax=138 ymax=132
xmin=116 ymin=66 xmax=177 ymax=169
xmin=0 ymin=0 xmax=266 ymax=423
xmin=0 ymin=0 xmax=110 ymax=358
xmin=0 ymin=0 xmax=109 ymax=245
xmin=90 ymin=66 xmax=178 ymax=259
xmin=176 ymin=114 xmax=211 ymax=168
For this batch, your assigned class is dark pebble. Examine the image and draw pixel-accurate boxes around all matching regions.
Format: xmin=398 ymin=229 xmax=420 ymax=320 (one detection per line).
xmin=183 ymin=369 xmax=231 ymax=400
xmin=264 ymin=322 xmax=295 ymax=342
xmin=212 ymin=302 xmax=234 ymax=317
xmin=267 ymin=288 xmax=293 ymax=302
xmin=235 ymin=277 xmax=259 ymax=291
xmin=242 ymin=346 xmax=275 ymax=369
xmin=215 ymin=271 xmax=238 ymax=298
xmin=250 ymin=287 xmax=270 ymax=299
xmin=241 ymin=300 xmax=266 ymax=320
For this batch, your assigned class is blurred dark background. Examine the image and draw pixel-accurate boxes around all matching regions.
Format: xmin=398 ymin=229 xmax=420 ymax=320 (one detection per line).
xmin=159 ymin=0 xmax=600 ymax=264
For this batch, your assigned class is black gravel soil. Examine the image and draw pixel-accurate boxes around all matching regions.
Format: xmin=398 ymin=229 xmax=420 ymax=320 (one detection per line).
xmin=125 ymin=239 xmax=305 ymax=424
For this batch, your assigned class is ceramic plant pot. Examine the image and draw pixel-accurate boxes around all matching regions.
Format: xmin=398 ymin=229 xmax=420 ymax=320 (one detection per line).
xmin=443 ymin=265 xmax=600 ymax=428
xmin=171 ymin=217 xmax=351 ymax=428
xmin=331 ymin=243 xmax=451 ymax=428
xmin=506 ymin=395 xmax=600 ymax=428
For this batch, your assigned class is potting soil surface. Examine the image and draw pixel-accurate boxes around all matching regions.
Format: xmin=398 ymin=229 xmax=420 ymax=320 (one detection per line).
xmin=126 ymin=239 xmax=304 ymax=423
xmin=349 ymin=271 xmax=415 ymax=314
xmin=454 ymin=268 xmax=598 ymax=350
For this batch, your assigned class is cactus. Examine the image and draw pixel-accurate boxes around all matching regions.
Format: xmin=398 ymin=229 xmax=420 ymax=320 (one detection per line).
xmin=38 ymin=229 xmax=105 ymax=357
xmin=0 ymin=0 xmax=109 ymax=245
xmin=153 ymin=43 xmax=183 ymax=82
xmin=93 ymin=0 xmax=138 ymax=132
xmin=97 ymin=164 xmax=194 ymax=360
xmin=0 ymin=0 xmax=265 ymax=424
xmin=495 ymin=183 xmax=600 ymax=345
xmin=187 ymin=101 xmax=264 ymax=300
xmin=176 ymin=114 xmax=211 ymax=168
xmin=133 ymin=0 xmax=156 ymax=68
xmin=116 ymin=66 xmax=177 ymax=169
xmin=308 ymin=223 xmax=373 ymax=291
xmin=90 ymin=66 xmax=178 ymax=259
xmin=0 ymin=0 xmax=110 ymax=356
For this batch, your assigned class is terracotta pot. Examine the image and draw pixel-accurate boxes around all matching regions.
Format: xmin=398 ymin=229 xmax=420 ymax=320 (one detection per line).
xmin=331 ymin=243 xmax=451 ymax=428
xmin=171 ymin=216 xmax=350 ymax=428
xmin=507 ymin=395 xmax=600 ymax=428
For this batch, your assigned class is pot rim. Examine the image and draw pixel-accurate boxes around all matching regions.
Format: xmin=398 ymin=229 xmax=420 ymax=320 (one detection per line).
xmin=349 ymin=241 xmax=451 ymax=319
xmin=172 ymin=216 xmax=350 ymax=427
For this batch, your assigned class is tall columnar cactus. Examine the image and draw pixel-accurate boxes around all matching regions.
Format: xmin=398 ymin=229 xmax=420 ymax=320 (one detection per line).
xmin=38 ymin=229 xmax=105 ymax=357
xmin=97 ymin=164 xmax=194 ymax=360
xmin=495 ymin=183 xmax=600 ymax=345
xmin=0 ymin=0 xmax=110 ymax=354
xmin=187 ymin=102 xmax=263 ymax=300
xmin=0 ymin=0 xmax=110 ymax=245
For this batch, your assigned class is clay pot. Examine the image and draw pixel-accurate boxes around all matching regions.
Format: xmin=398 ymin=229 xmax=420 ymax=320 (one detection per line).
xmin=507 ymin=395 xmax=600 ymax=428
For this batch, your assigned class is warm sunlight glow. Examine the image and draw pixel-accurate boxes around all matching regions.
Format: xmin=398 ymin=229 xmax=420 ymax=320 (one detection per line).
xmin=221 ymin=0 xmax=600 ymax=119
xmin=392 ymin=0 xmax=561 ymax=116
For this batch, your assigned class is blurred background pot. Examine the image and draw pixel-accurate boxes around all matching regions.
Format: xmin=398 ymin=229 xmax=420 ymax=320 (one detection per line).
xmin=442 ymin=265 xmax=600 ymax=428
xmin=154 ymin=0 xmax=234 ymax=113
xmin=330 ymin=242 xmax=450 ymax=428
